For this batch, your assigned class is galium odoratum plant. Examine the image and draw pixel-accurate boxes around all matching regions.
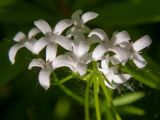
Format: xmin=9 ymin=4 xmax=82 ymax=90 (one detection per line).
xmin=8 ymin=10 xmax=152 ymax=120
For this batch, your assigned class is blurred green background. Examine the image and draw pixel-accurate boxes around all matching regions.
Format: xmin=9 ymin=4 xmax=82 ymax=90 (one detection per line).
xmin=0 ymin=0 xmax=160 ymax=120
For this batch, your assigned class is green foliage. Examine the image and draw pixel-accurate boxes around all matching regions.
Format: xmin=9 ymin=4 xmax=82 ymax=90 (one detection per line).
xmin=121 ymin=60 xmax=160 ymax=90
xmin=117 ymin=105 xmax=145 ymax=116
xmin=113 ymin=92 xmax=145 ymax=106
xmin=96 ymin=0 xmax=160 ymax=26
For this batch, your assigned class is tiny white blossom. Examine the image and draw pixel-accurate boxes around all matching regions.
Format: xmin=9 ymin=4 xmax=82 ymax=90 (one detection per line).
xmin=28 ymin=58 xmax=53 ymax=90
xmin=110 ymin=35 xmax=152 ymax=68
xmin=99 ymin=56 xmax=131 ymax=89
xmin=9 ymin=27 xmax=40 ymax=64
xmin=28 ymin=55 xmax=72 ymax=90
xmin=53 ymin=39 xmax=91 ymax=76
xmin=130 ymin=35 xmax=152 ymax=68
xmin=34 ymin=19 xmax=73 ymax=62
xmin=66 ymin=9 xmax=98 ymax=37
xmin=90 ymin=29 xmax=130 ymax=63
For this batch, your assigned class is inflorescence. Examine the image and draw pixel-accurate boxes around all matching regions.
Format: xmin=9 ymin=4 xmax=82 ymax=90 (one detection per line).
xmin=8 ymin=10 xmax=152 ymax=90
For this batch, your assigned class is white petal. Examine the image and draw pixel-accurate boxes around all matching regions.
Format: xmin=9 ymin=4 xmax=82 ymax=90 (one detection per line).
xmin=34 ymin=37 xmax=49 ymax=54
xmin=53 ymin=19 xmax=73 ymax=35
xmin=113 ymin=31 xmax=131 ymax=45
xmin=76 ymin=63 xmax=87 ymax=76
xmin=77 ymin=40 xmax=90 ymax=58
xmin=46 ymin=43 xmax=57 ymax=62
xmin=34 ymin=19 xmax=52 ymax=35
xmin=92 ymin=44 xmax=107 ymax=60
xmin=132 ymin=35 xmax=152 ymax=52
xmin=88 ymin=28 xmax=108 ymax=41
xmin=87 ymin=35 xmax=102 ymax=45
xmin=39 ymin=68 xmax=52 ymax=90
xmin=9 ymin=43 xmax=25 ymax=64
xmin=109 ymin=66 xmax=118 ymax=74
xmin=81 ymin=12 xmax=98 ymax=23
xmin=132 ymin=53 xmax=147 ymax=68
xmin=28 ymin=27 xmax=41 ymax=39
xmin=52 ymin=55 xmax=74 ymax=70
xmin=55 ymin=36 xmax=72 ymax=50
xmin=104 ymin=80 xmax=117 ymax=89
xmin=72 ymin=31 xmax=86 ymax=41
xmin=28 ymin=58 xmax=45 ymax=69
xmin=72 ymin=40 xmax=79 ymax=54
xmin=81 ymin=52 xmax=92 ymax=64
xmin=111 ymin=46 xmax=130 ymax=63
xmin=13 ymin=32 xmax=26 ymax=42
xmin=101 ymin=59 xmax=109 ymax=69
xmin=71 ymin=9 xmax=83 ymax=25
xmin=110 ymin=54 xmax=122 ymax=65
xmin=112 ymin=74 xmax=131 ymax=84
xmin=119 ymin=42 xmax=131 ymax=48
xmin=25 ymin=39 xmax=37 ymax=52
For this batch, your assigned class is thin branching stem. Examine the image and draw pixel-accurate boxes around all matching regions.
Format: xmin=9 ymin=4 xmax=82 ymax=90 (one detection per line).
xmin=53 ymin=73 xmax=84 ymax=104
xmin=94 ymin=76 xmax=101 ymax=120
xmin=85 ymin=74 xmax=93 ymax=120
xmin=59 ymin=74 xmax=73 ymax=84
xmin=52 ymin=74 xmax=73 ymax=85
xmin=100 ymin=77 xmax=121 ymax=120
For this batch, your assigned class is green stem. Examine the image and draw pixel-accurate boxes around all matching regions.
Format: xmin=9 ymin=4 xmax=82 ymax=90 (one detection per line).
xmin=53 ymin=73 xmax=84 ymax=104
xmin=100 ymin=78 xmax=112 ymax=106
xmin=52 ymin=74 xmax=73 ymax=85
xmin=59 ymin=74 xmax=73 ymax=84
xmin=94 ymin=77 xmax=101 ymax=120
xmin=100 ymin=78 xmax=121 ymax=120
xmin=85 ymin=77 xmax=93 ymax=120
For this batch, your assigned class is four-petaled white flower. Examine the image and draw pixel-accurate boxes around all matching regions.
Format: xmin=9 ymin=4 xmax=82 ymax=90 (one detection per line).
xmin=34 ymin=19 xmax=73 ymax=62
xmin=9 ymin=27 xmax=40 ymax=64
xmin=67 ymin=9 xmax=98 ymax=37
xmin=28 ymin=58 xmax=53 ymax=90
xmin=129 ymin=35 xmax=152 ymax=68
xmin=53 ymin=39 xmax=91 ymax=76
xmin=99 ymin=56 xmax=131 ymax=89
xmin=90 ymin=29 xmax=130 ymax=63
xmin=110 ymin=35 xmax=152 ymax=68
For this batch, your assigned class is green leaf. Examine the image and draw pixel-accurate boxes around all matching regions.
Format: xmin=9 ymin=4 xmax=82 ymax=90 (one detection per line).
xmin=113 ymin=92 xmax=144 ymax=106
xmin=121 ymin=60 xmax=160 ymax=90
xmin=95 ymin=0 xmax=160 ymax=26
xmin=116 ymin=105 xmax=145 ymax=116
xmin=0 ymin=1 xmax=52 ymax=24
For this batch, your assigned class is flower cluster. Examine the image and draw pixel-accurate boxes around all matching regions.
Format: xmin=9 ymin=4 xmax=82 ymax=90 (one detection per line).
xmin=9 ymin=10 xmax=152 ymax=90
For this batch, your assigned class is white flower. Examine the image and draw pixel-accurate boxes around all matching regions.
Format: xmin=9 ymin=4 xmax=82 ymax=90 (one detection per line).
xmin=28 ymin=58 xmax=53 ymax=90
xmin=52 ymin=39 xmax=92 ymax=76
xmin=66 ymin=9 xmax=98 ymax=37
xmin=130 ymin=35 xmax=152 ymax=68
xmin=34 ymin=19 xmax=73 ymax=62
xmin=8 ymin=9 xmax=152 ymax=91
xmin=9 ymin=27 xmax=40 ymax=64
xmin=99 ymin=56 xmax=131 ymax=89
xmin=90 ymin=29 xmax=130 ymax=63
xmin=110 ymin=35 xmax=152 ymax=68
